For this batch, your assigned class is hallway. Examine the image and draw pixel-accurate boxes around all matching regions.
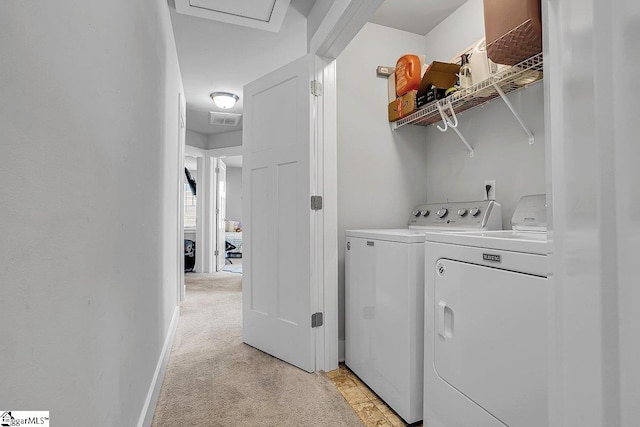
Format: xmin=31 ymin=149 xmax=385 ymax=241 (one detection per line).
xmin=151 ymin=272 xmax=362 ymax=426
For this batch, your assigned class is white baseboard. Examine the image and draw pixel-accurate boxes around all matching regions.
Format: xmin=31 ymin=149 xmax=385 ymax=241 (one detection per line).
xmin=137 ymin=306 xmax=180 ymax=427
xmin=339 ymin=339 xmax=345 ymax=363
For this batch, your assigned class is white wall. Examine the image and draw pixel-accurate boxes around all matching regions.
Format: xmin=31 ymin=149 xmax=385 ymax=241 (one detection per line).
xmin=0 ymin=1 xmax=183 ymax=425
xmin=424 ymin=0 xmax=485 ymax=63
xmin=336 ymin=23 xmax=429 ymax=357
xmin=225 ymin=167 xmax=243 ymax=224
xmin=423 ymin=0 xmax=546 ymax=228
xmin=186 ymin=129 xmax=208 ymax=149
xmin=307 ymin=0 xmax=335 ymax=48
xmin=545 ymin=1 xmax=640 ymax=425
xmin=611 ymin=3 xmax=640 ymax=422
xmin=423 ymin=84 xmax=546 ymax=227
xmin=208 ymin=130 xmax=242 ymax=149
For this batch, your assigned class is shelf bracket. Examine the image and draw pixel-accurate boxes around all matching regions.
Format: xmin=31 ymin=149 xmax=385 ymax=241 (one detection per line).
xmin=493 ymin=84 xmax=535 ymax=144
xmin=436 ymin=100 xmax=475 ymax=157
xmin=451 ymin=126 xmax=475 ymax=157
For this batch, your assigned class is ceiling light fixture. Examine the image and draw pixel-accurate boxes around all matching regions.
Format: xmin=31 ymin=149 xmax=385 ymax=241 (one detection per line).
xmin=210 ymin=92 xmax=239 ymax=109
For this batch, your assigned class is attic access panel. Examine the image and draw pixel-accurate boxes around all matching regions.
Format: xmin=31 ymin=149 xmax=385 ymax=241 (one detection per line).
xmin=175 ymin=0 xmax=292 ymax=32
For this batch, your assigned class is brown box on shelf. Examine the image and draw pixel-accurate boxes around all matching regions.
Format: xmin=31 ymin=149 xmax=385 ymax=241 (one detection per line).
xmin=388 ymin=90 xmax=416 ymax=122
xmin=417 ymin=61 xmax=460 ymax=94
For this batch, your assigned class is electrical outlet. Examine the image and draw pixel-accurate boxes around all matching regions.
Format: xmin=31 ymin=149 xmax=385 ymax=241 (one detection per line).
xmin=484 ymin=180 xmax=496 ymax=201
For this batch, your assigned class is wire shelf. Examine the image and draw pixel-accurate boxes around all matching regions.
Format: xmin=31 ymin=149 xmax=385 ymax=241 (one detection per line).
xmin=393 ymin=53 xmax=543 ymax=129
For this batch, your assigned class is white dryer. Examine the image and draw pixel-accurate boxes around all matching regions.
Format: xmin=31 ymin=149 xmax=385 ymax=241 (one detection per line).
xmin=345 ymin=200 xmax=502 ymax=424
xmin=423 ymin=195 xmax=549 ymax=427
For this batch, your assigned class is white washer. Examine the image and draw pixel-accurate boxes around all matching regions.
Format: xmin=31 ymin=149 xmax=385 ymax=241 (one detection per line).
xmin=345 ymin=200 xmax=502 ymax=424
xmin=423 ymin=195 xmax=549 ymax=427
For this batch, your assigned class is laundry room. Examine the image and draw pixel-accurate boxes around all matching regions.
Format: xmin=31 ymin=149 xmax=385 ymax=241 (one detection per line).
xmin=336 ymin=0 xmax=640 ymax=425
xmin=337 ymin=0 xmax=546 ymax=360
xmin=338 ymin=0 xmax=550 ymax=425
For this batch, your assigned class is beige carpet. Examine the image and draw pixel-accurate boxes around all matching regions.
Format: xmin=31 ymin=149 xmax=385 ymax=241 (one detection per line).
xmin=152 ymin=272 xmax=363 ymax=427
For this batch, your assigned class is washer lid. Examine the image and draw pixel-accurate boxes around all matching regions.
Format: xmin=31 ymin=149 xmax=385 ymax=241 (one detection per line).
xmin=345 ymin=229 xmax=427 ymax=243
xmin=424 ymin=230 xmax=549 ymax=255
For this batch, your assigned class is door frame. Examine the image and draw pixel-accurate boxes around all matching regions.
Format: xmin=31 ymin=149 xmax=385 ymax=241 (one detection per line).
xmin=184 ymin=145 xmax=241 ymax=275
xmin=306 ymin=0 xmax=384 ymax=372
xmin=214 ymin=158 xmax=227 ymax=271
xmin=177 ymin=93 xmax=186 ymax=301
xmin=185 ymin=144 xmax=206 ymax=275
xmin=209 ymin=146 xmax=242 ymax=273
xmin=313 ymin=57 xmax=338 ymax=372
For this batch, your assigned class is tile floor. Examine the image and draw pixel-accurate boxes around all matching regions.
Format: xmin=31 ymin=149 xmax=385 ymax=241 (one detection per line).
xmin=327 ymin=364 xmax=422 ymax=427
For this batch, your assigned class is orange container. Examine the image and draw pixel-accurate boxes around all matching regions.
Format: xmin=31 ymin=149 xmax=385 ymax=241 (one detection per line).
xmin=395 ymin=54 xmax=422 ymax=97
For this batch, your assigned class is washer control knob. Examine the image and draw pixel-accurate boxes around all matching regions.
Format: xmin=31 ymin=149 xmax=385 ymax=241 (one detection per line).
xmin=436 ymin=208 xmax=448 ymax=218
xmin=412 ymin=209 xmax=421 ymax=217
xmin=470 ymin=207 xmax=481 ymax=217
xmin=422 ymin=210 xmax=430 ymax=217
xmin=457 ymin=208 xmax=468 ymax=217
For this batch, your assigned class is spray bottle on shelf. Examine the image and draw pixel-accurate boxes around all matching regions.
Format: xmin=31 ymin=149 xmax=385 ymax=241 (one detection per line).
xmin=458 ymin=53 xmax=473 ymax=89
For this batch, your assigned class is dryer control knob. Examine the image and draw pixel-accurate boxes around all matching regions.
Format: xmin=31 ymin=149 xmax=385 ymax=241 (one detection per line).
xmin=412 ymin=209 xmax=421 ymax=217
xmin=470 ymin=207 xmax=481 ymax=217
xmin=436 ymin=208 xmax=448 ymax=218
xmin=457 ymin=208 xmax=468 ymax=217
xmin=422 ymin=210 xmax=430 ymax=217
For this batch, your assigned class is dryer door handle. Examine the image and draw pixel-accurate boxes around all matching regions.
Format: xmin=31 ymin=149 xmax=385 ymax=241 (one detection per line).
xmin=438 ymin=301 xmax=454 ymax=339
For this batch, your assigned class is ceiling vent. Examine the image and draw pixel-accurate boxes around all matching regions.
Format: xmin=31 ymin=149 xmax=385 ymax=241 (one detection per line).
xmin=209 ymin=112 xmax=242 ymax=127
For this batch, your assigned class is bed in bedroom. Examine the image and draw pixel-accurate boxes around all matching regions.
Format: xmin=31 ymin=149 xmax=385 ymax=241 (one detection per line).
xmin=225 ymin=221 xmax=242 ymax=261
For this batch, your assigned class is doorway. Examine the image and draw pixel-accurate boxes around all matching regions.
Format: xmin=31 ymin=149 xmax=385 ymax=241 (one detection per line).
xmin=219 ymin=155 xmax=243 ymax=274
xmin=182 ymin=149 xmax=244 ymax=279
xmin=184 ymin=155 xmax=198 ymax=274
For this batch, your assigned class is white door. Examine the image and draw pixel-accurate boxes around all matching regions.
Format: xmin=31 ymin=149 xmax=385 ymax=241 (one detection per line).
xmin=242 ymin=54 xmax=316 ymax=372
xmin=215 ymin=158 xmax=227 ymax=271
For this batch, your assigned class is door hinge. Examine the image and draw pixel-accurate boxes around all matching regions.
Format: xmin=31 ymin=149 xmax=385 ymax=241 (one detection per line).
xmin=311 ymin=312 xmax=323 ymax=328
xmin=311 ymin=195 xmax=323 ymax=211
xmin=215 ymin=167 xmax=220 ymax=173
xmin=214 ymin=250 xmax=219 ymax=256
xmin=310 ymin=80 xmax=322 ymax=96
